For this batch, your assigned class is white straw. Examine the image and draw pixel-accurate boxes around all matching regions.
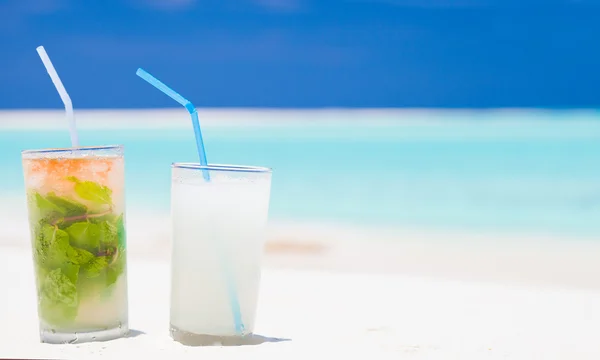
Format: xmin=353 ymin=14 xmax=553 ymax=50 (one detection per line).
xmin=36 ymin=46 xmax=79 ymax=147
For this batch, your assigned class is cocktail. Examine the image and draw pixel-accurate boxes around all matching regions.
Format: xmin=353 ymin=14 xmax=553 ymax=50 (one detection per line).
xmin=136 ymin=69 xmax=273 ymax=345
xmin=170 ymin=164 xmax=272 ymax=344
xmin=24 ymin=47 xmax=128 ymax=343
xmin=22 ymin=145 xmax=129 ymax=343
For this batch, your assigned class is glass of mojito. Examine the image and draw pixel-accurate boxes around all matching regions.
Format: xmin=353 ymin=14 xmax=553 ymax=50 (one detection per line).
xmin=22 ymin=145 xmax=128 ymax=344
xmin=170 ymin=163 xmax=272 ymax=345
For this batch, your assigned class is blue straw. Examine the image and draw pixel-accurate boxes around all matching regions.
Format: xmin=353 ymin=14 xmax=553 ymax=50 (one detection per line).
xmin=136 ymin=68 xmax=210 ymax=181
xmin=136 ymin=68 xmax=246 ymax=335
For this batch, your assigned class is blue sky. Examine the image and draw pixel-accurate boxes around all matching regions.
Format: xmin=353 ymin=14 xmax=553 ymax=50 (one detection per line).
xmin=0 ymin=0 xmax=599 ymax=108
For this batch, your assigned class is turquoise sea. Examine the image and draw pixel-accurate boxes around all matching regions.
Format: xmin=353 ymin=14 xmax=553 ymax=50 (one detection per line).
xmin=1 ymin=110 xmax=600 ymax=238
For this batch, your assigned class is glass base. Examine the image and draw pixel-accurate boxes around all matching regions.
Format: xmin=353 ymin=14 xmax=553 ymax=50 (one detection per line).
xmin=40 ymin=324 xmax=129 ymax=344
xmin=170 ymin=324 xmax=256 ymax=346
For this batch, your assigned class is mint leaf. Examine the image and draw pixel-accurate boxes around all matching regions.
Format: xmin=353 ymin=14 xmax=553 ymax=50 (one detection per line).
xmin=60 ymin=262 xmax=80 ymax=285
xmin=77 ymin=247 xmax=126 ymax=299
xmin=88 ymin=213 xmax=118 ymax=225
xmin=33 ymin=222 xmax=51 ymax=263
xmin=81 ymin=256 xmax=110 ymax=278
xmin=69 ymin=247 xmax=94 ymax=265
xmin=115 ymin=214 xmax=126 ymax=247
xmin=36 ymin=224 xmax=93 ymax=269
xmin=30 ymin=192 xmax=89 ymax=228
xmin=41 ymin=225 xmax=73 ymax=269
xmin=39 ymin=268 xmax=79 ymax=325
xmin=65 ymin=222 xmax=101 ymax=252
xmin=106 ymin=247 xmax=126 ymax=287
xmin=99 ymin=220 xmax=118 ymax=247
xmin=67 ymin=176 xmax=113 ymax=206
xmin=34 ymin=192 xmax=63 ymax=213
xmin=106 ymin=214 xmax=127 ymax=287
xmin=32 ymin=193 xmax=65 ymax=224
xmin=90 ymin=214 xmax=123 ymax=250
xmin=46 ymin=192 xmax=87 ymax=220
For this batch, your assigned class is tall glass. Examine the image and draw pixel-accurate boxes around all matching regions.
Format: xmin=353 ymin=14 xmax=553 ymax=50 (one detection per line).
xmin=170 ymin=163 xmax=272 ymax=345
xmin=22 ymin=145 xmax=129 ymax=344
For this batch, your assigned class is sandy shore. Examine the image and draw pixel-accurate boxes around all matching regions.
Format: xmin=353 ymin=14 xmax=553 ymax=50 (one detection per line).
xmin=4 ymin=197 xmax=600 ymax=290
xmin=4 ymin=197 xmax=600 ymax=357
xmin=2 ymin=246 xmax=600 ymax=359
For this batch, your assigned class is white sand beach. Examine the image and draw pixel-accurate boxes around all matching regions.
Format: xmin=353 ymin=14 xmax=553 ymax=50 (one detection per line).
xmin=2 ymin=215 xmax=600 ymax=359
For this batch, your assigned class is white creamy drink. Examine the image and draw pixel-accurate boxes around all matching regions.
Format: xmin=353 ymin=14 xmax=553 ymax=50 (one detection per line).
xmin=170 ymin=164 xmax=272 ymax=342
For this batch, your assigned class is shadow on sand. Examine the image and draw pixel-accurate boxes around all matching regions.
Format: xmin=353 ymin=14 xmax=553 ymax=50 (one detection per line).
xmin=125 ymin=329 xmax=146 ymax=338
xmin=172 ymin=331 xmax=291 ymax=347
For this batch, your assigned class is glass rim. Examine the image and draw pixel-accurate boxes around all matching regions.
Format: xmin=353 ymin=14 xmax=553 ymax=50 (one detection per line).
xmin=21 ymin=144 xmax=123 ymax=155
xmin=172 ymin=162 xmax=272 ymax=173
